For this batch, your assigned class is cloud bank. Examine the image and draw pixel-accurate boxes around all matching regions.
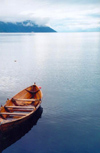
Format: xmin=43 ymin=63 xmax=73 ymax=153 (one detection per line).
xmin=0 ymin=0 xmax=100 ymax=32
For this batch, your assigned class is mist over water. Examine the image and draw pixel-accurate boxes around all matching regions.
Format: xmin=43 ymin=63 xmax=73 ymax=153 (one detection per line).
xmin=0 ymin=32 xmax=100 ymax=153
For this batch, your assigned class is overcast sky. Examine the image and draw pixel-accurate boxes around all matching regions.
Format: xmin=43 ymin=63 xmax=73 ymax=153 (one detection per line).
xmin=0 ymin=0 xmax=100 ymax=32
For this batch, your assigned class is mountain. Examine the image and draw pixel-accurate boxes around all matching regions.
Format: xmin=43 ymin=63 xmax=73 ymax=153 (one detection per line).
xmin=0 ymin=21 xmax=56 ymax=33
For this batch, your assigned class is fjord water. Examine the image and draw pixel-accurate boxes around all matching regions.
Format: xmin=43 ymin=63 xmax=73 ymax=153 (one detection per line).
xmin=0 ymin=32 xmax=100 ymax=153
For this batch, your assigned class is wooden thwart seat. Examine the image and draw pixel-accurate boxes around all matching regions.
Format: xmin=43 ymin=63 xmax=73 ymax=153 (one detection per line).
xmin=11 ymin=98 xmax=40 ymax=106
xmin=14 ymin=98 xmax=40 ymax=102
xmin=5 ymin=106 xmax=35 ymax=109
xmin=0 ymin=112 xmax=27 ymax=116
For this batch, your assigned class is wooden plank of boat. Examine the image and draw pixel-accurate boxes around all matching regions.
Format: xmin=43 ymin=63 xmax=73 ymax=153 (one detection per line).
xmin=9 ymin=109 xmax=32 ymax=112
xmin=4 ymin=106 xmax=35 ymax=112
xmin=0 ymin=112 xmax=27 ymax=116
xmin=14 ymin=98 xmax=40 ymax=101
xmin=5 ymin=106 xmax=35 ymax=109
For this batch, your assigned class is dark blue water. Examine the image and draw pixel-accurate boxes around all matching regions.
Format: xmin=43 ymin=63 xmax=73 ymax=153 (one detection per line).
xmin=0 ymin=32 xmax=100 ymax=153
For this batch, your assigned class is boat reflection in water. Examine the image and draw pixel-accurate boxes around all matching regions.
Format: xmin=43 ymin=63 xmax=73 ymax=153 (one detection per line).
xmin=0 ymin=106 xmax=43 ymax=152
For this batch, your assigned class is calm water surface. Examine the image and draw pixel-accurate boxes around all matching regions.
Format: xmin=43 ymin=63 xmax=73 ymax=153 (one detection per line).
xmin=0 ymin=32 xmax=100 ymax=153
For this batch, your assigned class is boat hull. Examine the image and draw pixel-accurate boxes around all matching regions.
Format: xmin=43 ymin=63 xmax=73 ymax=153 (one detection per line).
xmin=0 ymin=84 xmax=43 ymax=132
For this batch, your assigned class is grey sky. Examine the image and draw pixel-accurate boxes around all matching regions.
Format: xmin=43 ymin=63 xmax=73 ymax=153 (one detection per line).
xmin=0 ymin=0 xmax=100 ymax=31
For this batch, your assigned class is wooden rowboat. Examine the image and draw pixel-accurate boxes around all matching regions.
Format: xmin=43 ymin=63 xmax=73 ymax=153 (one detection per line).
xmin=0 ymin=83 xmax=43 ymax=132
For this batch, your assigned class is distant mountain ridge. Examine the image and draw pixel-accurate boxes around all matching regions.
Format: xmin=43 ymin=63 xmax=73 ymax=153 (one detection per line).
xmin=0 ymin=20 xmax=56 ymax=33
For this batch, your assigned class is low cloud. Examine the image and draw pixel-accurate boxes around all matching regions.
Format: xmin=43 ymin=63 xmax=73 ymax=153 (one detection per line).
xmin=0 ymin=0 xmax=100 ymax=31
